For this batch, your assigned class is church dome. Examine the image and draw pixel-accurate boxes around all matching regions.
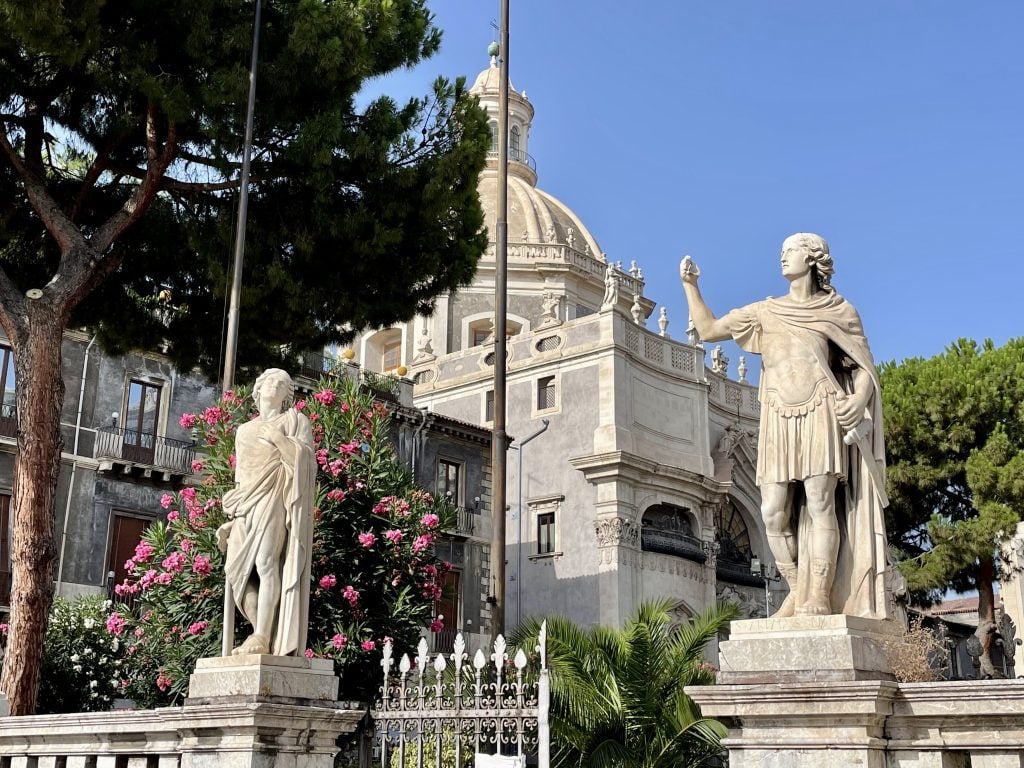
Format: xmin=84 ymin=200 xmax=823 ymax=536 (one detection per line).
xmin=470 ymin=54 xmax=604 ymax=257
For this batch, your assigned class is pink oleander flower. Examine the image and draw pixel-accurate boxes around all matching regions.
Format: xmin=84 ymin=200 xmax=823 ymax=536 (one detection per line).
xmin=192 ymin=555 xmax=212 ymax=575
xmin=180 ymin=487 xmax=197 ymax=502
xmin=361 ymin=639 xmax=376 ymax=652
xmin=178 ymin=413 xmax=198 ymax=430
xmin=134 ymin=541 xmax=155 ymax=562
xmin=331 ymin=633 xmax=348 ymax=650
xmin=420 ymin=513 xmax=439 ymax=529
xmin=342 ymin=585 xmax=360 ymax=606
xmin=340 ymin=402 xmax=350 ymax=413
xmin=154 ymin=572 xmax=173 ymax=586
xmin=229 ymin=453 xmax=237 ymax=469
xmin=328 ymin=458 xmax=345 ymax=477
xmin=384 ymin=529 xmax=403 ymax=545
xmin=160 ymin=493 xmax=174 ymax=509
xmin=327 ymin=489 xmax=346 ymax=502
xmin=313 ymin=388 xmax=336 ymax=406
xmin=155 ymin=671 xmax=173 ymax=692
xmin=304 ymin=648 xmax=315 ymax=659
xmin=319 ymin=574 xmax=337 ymax=589
xmin=295 ymin=399 xmax=307 ymax=411
xmin=190 ymin=459 xmax=205 ymax=473
xmin=161 ymin=551 xmax=188 ymax=573
xmin=181 ymin=539 xmax=193 ymax=553
xmin=412 ymin=534 xmax=433 ymax=554
xmin=166 ymin=510 xmax=179 ymax=522
xmin=429 ymin=617 xmax=444 ymax=633
xmin=203 ymin=406 xmax=229 ymax=426
xmin=316 ymin=448 xmax=329 ymax=466
xmin=394 ymin=499 xmax=410 ymax=516
xmin=358 ymin=532 xmax=376 ymax=548
xmin=338 ymin=440 xmax=360 ymax=456
xmin=188 ymin=621 xmax=209 ymax=636
xmin=106 ymin=612 xmax=126 ymax=636
xmin=373 ymin=497 xmax=394 ymax=515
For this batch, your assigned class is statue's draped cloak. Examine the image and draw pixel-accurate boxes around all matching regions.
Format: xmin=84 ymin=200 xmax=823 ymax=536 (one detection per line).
xmin=223 ymin=409 xmax=316 ymax=655
xmin=732 ymin=292 xmax=890 ymax=620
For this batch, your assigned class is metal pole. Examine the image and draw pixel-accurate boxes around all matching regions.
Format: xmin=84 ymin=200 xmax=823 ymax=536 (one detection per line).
xmin=489 ymin=0 xmax=510 ymax=641
xmin=221 ymin=0 xmax=263 ymax=393
xmin=516 ymin=419 xmax=549 ymax=629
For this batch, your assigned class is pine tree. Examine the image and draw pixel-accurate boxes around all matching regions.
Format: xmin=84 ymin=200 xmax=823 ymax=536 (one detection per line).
xmin=0 ymin=0 xmax=488 ymax=712
xmin=881 ymin=337 xmax=1024 ymax=676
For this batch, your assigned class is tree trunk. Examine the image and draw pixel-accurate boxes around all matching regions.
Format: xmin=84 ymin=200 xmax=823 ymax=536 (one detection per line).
xmin=975 ymin=556 xmax=1000 ymax=680
xmin=0 ymin=314 xmax=65 ymax=714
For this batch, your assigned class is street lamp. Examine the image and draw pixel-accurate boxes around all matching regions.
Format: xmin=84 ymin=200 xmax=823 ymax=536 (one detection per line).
xmin=749 ymin=556 xmax=779 ymax=617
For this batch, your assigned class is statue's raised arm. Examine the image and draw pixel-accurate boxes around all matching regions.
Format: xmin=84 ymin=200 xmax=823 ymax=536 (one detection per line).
xmin=678 ymin=255 xmax=735 ymax=342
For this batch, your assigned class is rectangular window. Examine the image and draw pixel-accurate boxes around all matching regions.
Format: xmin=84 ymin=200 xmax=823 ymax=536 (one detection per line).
xmin=382 ymin=340 xmax=401 ymax=372
xmin=123 ymin=380 xmax=161 ymax=464
xmin=485 ymin=390 xmax=494 ymax=423
xmin=436 ymin=459 xmax=462 ymax=506
xmin=0 ymin=494 xmax=9 ymax=605
xmin=107 ymin=513 xmax=149 ymax=593
xmin=0 ymin=345 xmax=15 ymax=438
xmin=436 ymin=570 xmax=461 ymax=630
xmin=537 ymin=511 xmax=556 ymax=555
xmin=537 ymin=376 xmax=556 ymax=411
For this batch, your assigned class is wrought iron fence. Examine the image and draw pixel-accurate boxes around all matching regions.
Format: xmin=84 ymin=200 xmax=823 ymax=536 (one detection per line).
xmin=94 ymin=426 xmax=195 ymax=475
xmin=372 ymin=626 xmax=549 ymax=768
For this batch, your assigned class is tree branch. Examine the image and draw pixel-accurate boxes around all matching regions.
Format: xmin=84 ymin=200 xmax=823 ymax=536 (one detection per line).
xmin=0 ymin=266 xmax=29 ymax=343
xmin=0 ymin=124 xmax=86 ymax=256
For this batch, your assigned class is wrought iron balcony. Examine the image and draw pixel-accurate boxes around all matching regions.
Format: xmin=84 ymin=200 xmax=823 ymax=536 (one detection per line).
xmin=0 ymin=403 xmax=15 ymax=439
xmin=487 ymin=147 xmax=537 ymax=172
xmin=715 ymin=556 xmax=765 ymax=588
xmin=296 ymin=349 xmax=335 ymax=381
xmin=94 ymin=426 xmax=195 ymax=478
xmin=430 ymin=628 xmax=458 ymax=655
xmin=442 ymin=506 xmax=475 ymax=537
xmin=640 ymin=528 xmax=706 ymax=564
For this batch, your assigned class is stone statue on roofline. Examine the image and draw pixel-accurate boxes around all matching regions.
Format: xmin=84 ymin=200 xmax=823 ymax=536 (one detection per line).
xmin=216 ymin=368 xmax=316 ymax=656
xmin=681 ymin=233 xmax=896 ymax=620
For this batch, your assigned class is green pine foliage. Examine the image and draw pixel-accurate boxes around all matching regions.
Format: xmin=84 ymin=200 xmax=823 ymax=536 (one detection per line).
xmin=881 ymin=338 xmax=1024 ymax=598
xmin=108 ymin=376 xmax=454 ymax=707
xmin=510 ymin=600 xmax=739 ymax=768
xmin=0 ymin=0 xmax=490 ymax=377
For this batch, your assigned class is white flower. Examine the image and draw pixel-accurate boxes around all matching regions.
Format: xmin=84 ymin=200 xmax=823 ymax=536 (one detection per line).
xmin=89 ymin=680 xmax=97 ymax=689
xmin=83 ymin=618 xmax=96 ymax=629
xmin=83 ymin=648 xmax=93 ymax=657
xmin=73 ymin=665 xmax=82 ymax=673
xmin=70 ymin=654 xmax=80 ymax=662
xmin=100 ymin=656 xmax=108 ymax=664
xmin=110 ymin=639 xmax=120 ymax=652
xmin=103 ymin=600 xmax=112 ymax=610
xmin=90 ymin=691 xmax=98 ymax=699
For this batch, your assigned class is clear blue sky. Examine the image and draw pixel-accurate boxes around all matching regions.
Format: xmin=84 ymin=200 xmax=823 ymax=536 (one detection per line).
xmin=378 ymin=2 xmax=1023 ymax=372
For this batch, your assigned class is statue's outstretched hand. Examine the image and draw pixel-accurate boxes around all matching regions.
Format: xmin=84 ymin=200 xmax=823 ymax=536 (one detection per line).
xmin=680 ymin=255 xmax=701 ymax=285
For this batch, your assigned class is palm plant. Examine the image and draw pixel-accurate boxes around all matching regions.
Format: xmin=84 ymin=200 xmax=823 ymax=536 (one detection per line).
xmin=511 ymin=599 xmax=739 ymax=768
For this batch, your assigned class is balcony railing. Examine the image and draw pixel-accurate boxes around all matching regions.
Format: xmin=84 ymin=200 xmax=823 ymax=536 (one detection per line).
xmin=442 ymin=506 xmax=475 ymax=537
xmin=94 ymin=426 xmax=195 ymax=476
xmin=430 ymin=628 xmax=458 ymax=655
xmin=715 ymin=557 xmax=765 ymax=588
xmin=640 ymin=528 xmax=706 ymax=564
xmin=0 ymin=403 xmax=14 ymax=439
xmin=487 ymin=147 xmax=537 ymax=172
xmin=295 ymin=349 xmax=335 ymax=381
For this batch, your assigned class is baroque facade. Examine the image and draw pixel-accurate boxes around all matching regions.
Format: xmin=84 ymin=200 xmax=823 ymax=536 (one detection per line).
xmin=347 ymin=56 xmax=776 ymax=630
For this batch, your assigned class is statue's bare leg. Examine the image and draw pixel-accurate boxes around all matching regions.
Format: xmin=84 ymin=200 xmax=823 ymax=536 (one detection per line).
xmin=796 ymin=474 xmax=839 ymax=616
xmin=761 ymin=481 xmax=797 ymax=617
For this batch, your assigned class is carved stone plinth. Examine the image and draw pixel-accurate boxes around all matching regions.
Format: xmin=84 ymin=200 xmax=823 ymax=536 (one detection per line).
xmin=717 ymin=615 xmax=905 ymax=684
xmin=187 ymin=654 xmax=339 ymax=704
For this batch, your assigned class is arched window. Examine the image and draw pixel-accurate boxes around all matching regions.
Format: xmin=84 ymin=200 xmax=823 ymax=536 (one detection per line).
xmin=640 ymin=504 xmax=704 ymax=563
xmin=714 ymin=501 xmax=752 ymax=565
xmin=510 ymin=125 xmax=521 ymax=156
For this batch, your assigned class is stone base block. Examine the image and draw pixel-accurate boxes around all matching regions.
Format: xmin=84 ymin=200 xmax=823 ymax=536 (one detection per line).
xmin=717 ymin=614 xmax=904 ymax=683
xmin=187 ymin=654 xmax=339 ymax=704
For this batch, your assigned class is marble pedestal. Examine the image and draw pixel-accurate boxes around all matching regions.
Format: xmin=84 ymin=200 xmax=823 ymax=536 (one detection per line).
xmin=187 ymin=654 xmax=339 ymax=704
xmin=717 ymin=614 xmax=904 ymax=684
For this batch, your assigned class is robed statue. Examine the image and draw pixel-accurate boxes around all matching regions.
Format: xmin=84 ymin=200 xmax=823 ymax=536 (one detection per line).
xmin=681 ymin=234 xmax=891 ymax=619
xmin=217 ymin=368 xmax=316 ymax=656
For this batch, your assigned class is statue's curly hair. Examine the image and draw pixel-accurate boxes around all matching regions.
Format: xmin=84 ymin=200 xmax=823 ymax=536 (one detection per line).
xmin=252 ymin=368 xmax=296 ymax=408
xmin=785 ymin=232 xmax=834 ymax=293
